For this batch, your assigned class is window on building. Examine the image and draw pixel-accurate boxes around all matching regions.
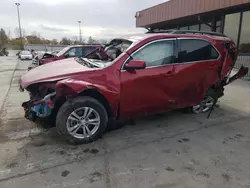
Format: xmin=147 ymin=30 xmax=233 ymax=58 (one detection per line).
xmin=179 ymin=39 xmax=219 ymax=63
xmin=132 ymin=40 xmax=175 ymax=67
xmin=224 ymin=13 xmax=241 ymax=44
xmin=216 ymin=20 xmax=221 ymax=33
xmin=180 ymin=26 xmax=189 ymax=30
xmin=200 ymin=23 xmax=211 ymax=31
xmin=189 ymin=25 xmax=199 ymax=31
xmin=239 ymin=11 xmax=250 ymax=54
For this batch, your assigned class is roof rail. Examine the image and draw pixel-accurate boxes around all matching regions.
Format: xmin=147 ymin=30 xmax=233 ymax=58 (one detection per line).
xmin=146 ymin=29 xmax=227 ymax=37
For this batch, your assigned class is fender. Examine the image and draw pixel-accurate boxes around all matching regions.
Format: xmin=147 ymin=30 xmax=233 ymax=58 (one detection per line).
xmin=56 ymin=78 xmax=93 ymax=96
xmin=55 ymin=78 xmax=120 ymax=115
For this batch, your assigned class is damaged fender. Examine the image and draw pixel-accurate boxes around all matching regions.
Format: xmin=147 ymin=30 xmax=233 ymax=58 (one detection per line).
xmin=55 ymin=79 xmax=94 ymax=97
xmin=55 ymin=78 xmax=120 ymax=116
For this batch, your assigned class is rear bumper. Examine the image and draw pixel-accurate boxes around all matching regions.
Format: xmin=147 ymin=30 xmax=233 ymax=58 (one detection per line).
xmin=226 ymin=66 xmax=249 ymax=85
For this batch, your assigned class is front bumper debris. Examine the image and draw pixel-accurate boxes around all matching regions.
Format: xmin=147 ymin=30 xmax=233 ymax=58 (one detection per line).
xmin=22 ymin=101 xmax=37 ymax=121
xmin=22 ymin=92 xmax=56 ymax=121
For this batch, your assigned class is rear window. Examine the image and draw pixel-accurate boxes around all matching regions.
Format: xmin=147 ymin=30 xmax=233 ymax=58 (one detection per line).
xmin=179 ymin=39 xmax=219 ymax=63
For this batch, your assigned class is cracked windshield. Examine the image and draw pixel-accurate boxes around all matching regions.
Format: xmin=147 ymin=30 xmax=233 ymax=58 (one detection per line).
xmin=0 ymin=0 xmax=249 ymax=187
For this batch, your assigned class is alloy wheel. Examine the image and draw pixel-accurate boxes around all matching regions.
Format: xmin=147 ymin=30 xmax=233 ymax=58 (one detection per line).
xmin=66 ymin=107 xmax=100 ymax=139
xmin=192 ymin=96 xmax=215 ymax=114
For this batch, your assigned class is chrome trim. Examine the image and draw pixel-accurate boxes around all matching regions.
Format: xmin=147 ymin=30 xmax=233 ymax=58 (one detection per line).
xmin=40 ymin=92 xmax=56 ymax=102
xmin=120 ymin=37 xmax=221 ymax=72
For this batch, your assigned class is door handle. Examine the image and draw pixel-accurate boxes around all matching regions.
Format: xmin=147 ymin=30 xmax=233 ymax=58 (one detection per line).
xmin=164 ymin=71 xmax=174 ymax=77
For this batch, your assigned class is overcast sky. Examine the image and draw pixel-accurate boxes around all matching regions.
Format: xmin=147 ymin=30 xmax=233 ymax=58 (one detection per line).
xmin=0 ymin=0 xmax=167 ymax=40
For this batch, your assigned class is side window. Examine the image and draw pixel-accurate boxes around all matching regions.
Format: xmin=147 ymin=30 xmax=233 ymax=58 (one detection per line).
xmin=83 ymin=46 xmax=97 ymax=56
xmin=131 ymin=40 xmax=175 ymax=67
xmin=179 ymin=39 xmax=219 ymax=63
xmin=75 ymin=48 xmax=83 ymax=57
xmin=67 ymin=48 xmax=77 ymax=57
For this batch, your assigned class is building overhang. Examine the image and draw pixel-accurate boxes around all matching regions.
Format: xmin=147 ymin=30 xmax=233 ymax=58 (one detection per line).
xmin=136 ymin=0 xmax=250 ymax=29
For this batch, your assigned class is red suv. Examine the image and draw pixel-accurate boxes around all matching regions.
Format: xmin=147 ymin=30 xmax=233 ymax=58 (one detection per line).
xmin=20 ymin=31 xmax=248 ymax=144
xmin=29 ymin=45 xmax=101 ymax=70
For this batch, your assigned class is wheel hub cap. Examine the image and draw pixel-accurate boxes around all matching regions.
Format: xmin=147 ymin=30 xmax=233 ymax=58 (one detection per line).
xmin=192 ymin=96 xmax=214 ymax=114
xmin=66 ymin=107 xmax=100 ymax=139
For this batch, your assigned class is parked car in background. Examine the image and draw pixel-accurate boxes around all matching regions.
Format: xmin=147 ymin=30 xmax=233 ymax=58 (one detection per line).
xmin=52 ymin=50 xmax=60 ymax=55
xmin=37 ymin=45 xmax=101 ymax=65
xmin=28 ymin=45 xmax=102 ymax=70
xmin=19 ymin=50 xmax=33 ymax=60
xmin=0 ymin=48 xmax=9 ymax=56
xmin=19 ymin=31 xmax=248 ymax=144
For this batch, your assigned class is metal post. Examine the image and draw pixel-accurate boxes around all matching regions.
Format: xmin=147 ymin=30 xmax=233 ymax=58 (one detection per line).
xmin=78 ymin=21 xmax=82 ymax=44
xmin=15 ymin=3 xmax=23 ymax=50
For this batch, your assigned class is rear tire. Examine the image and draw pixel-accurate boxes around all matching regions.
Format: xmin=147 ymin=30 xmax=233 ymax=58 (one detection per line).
xmin=56 ymin=96 xmax=108 ymax=144
xmin=191 ymin=89 xmax=217 ymax=114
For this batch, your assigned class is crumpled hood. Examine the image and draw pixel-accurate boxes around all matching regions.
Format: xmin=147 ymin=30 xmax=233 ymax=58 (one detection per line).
xmin=20 ymin=58 xmax=92 ymax=89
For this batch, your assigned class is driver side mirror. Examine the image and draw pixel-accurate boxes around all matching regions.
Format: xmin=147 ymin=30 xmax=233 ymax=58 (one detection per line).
xmin=125 ymin=59 xmax=146 ymax=71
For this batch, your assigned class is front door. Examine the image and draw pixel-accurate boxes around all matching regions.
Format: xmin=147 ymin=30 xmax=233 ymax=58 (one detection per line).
xmin=120 ymin=39 xmax=177 ymax=118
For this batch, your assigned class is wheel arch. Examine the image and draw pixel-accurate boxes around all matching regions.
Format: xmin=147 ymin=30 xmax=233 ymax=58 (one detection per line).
xmin=78 ymin=88 xmax=114 ymax=118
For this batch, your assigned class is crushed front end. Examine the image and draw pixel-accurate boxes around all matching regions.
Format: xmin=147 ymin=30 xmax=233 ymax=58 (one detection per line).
xmin=20 ymin=83 xmax=57 ymax=121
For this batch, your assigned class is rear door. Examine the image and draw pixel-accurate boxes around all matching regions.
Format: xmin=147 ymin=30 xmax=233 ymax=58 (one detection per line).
xmin=173 ymin=38 xmax=221 ymax=108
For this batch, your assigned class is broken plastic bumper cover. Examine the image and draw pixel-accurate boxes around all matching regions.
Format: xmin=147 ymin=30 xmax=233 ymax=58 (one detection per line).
xmin=226 ymin=66 xmax=249 ymax=85
xmin=22 ymin=92 xmax=56 ymax=121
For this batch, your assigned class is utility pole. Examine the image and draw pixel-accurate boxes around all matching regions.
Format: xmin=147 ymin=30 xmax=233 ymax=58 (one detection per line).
xmin=15 ymin=3 xmax=23 ymax=50
xmin=78 ymin=21 xmax=82 ymax=44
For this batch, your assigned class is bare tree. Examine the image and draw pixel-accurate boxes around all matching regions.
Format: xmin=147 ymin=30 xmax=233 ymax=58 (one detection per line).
xmin=7 ymin=30 xmax=11 ymax=38
xmin=14 ymin=27 xmax=26 ymax=38
xmin=14 ymin=28 xmax=19 ymax=38
xmin=71 ymin=36 xmax=78 ymax=44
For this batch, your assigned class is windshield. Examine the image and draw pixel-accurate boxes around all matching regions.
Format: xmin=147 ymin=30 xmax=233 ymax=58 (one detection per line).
xmin=56 ymin=47 xmax=70 ymax=57
xmin=82 ymin=37 xmax=140 ymax=65
xmin=21 ymin=51 xmax=31 ymax=55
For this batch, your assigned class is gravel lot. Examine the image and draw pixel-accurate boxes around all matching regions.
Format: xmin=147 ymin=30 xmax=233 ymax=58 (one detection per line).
xmin=0 ymin=54 xmax=250 ymax=188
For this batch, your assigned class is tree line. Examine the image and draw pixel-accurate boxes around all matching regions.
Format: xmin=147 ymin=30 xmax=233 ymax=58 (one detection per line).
xmin=0 ymin=28 xmax=108 ymax=50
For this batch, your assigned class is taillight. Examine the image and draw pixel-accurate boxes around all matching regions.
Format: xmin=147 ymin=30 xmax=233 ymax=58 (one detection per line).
xmin=224 ymin=41 xmax=237 ymax=65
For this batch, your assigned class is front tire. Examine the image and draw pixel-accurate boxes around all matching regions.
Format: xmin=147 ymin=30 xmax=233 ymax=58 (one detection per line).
xmin=56 ymin=96 xmax=108 ymax=144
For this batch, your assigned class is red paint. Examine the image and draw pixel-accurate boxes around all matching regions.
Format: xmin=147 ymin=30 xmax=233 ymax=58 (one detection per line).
xmin=125 ymin=59 xmax=146 ymax=70
xmin=20 ymin=33 xmax=248 ymax=119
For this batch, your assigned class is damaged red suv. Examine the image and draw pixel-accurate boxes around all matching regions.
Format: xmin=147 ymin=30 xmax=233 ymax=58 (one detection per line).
xmin=29 ymin=45 xmax=101 ymax=70
xmin=19 ymin=31 xmax=248 ymax=144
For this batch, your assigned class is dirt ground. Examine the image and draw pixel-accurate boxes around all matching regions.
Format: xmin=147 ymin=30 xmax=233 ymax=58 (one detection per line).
xmin=0 ymin=55 xmax=250 ymax=188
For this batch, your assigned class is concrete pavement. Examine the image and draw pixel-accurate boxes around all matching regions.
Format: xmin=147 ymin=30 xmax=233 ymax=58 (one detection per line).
xmin=0 ymin=56 xmax=250 ymax=188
